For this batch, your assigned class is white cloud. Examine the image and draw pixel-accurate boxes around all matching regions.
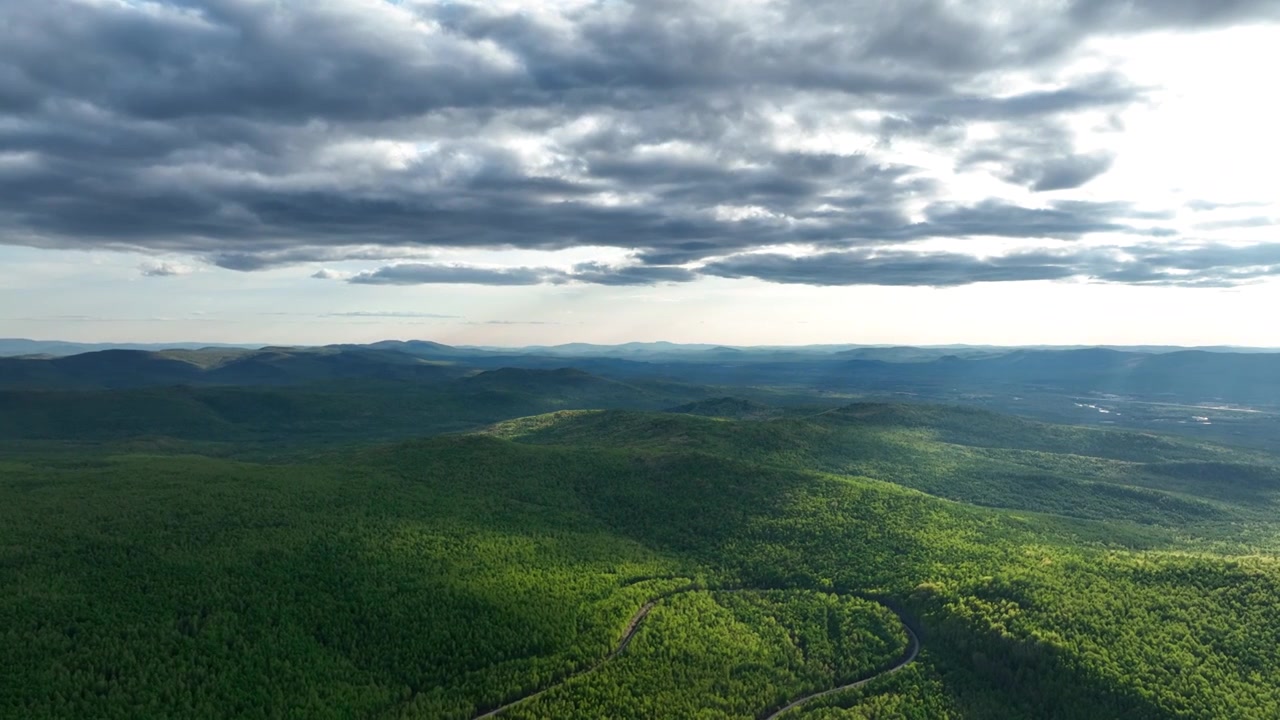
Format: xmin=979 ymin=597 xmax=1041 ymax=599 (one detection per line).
xmin=139 ymin=260 xmax=193 ymax=277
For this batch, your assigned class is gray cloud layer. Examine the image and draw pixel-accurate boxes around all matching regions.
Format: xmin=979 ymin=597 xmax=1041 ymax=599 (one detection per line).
xmin=349 ymin=264 xmax=551 ymax=286
xmin=701 ymin=242 xmax=1280 ymax=288
xmin=3 ymin=0 xmax=1278 ymax=286
xmin=335 ymin=240 xmax=1280 ymax=289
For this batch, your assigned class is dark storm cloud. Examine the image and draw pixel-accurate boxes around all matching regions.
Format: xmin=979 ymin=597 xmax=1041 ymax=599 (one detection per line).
xmin=2 ymin=0 xmax=1277 ymax=287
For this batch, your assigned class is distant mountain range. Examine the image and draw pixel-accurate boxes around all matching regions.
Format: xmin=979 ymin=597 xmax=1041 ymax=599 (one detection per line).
xmin=4 ymin=337 xmax=1276 ymax=359
xmin=0 ymin=339 xmax=261 ymax=357
xmin=0 ymin=346 xmax=466 ymax=389
xmin=3 ymin=339 xmax=1280 ymax=453
xmin=2 ymin=339 xmax=1279 ymax=409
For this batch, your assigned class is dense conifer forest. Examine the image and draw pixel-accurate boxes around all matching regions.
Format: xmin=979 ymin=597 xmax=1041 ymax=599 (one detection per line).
xmin=4 ymin=379 xmax=1280 ymax=718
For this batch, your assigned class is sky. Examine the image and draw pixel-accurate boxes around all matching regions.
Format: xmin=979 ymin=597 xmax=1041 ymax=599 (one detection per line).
xmin=2 ymin=0 xmax=1279 ymax=347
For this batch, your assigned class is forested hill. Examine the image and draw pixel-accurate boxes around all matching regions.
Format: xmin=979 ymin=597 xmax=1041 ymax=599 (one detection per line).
xmin=0 ymin=369 xmax=714 ymax=444
xmin=0 ymin=346 xmax=467 ymax=389
xmin=5 ymin=400 xmax=1280 ymax=718
xmin=489 ymin=404 xmax=1280 ymax=526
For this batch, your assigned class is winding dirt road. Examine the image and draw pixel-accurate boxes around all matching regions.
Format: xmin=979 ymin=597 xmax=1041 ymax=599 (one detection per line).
xmin=759 ymin=607 xmax=920 ymax=719
xmin=470 ymin=587 xmax=920 ymax=719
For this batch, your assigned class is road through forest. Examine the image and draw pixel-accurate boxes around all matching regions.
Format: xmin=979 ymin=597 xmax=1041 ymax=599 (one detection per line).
xmin=471 ymin=587 xmax=921 ymax=719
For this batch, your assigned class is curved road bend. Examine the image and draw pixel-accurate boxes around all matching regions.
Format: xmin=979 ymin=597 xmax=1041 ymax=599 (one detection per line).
xmin=471 ymin=589 xmax=920 ymax=720
xmin=472 ymin=594 xmax=670 ymax=719
xmin=759 ymin=614 xmax=920 ymax=719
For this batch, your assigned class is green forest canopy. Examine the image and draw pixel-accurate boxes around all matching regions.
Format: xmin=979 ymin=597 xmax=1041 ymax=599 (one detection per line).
xmin=3 ymin=401 xmax=1280 ymax=719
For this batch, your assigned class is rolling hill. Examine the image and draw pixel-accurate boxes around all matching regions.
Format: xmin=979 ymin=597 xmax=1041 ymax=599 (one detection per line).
xmin=489 ymin=403 xmax=1280 ymax=527
xmin=0 ymin=346 xmax=466 ymax=389
xmin=6 ymin=341 xmax=1280 ymax=456
xmin=667 ymin=396 xmax=777 ymax=419
xmin=5 ymin=400 xmax=1280 ymax=718
xmin=0 ymin=369 xmax=713 ymax=445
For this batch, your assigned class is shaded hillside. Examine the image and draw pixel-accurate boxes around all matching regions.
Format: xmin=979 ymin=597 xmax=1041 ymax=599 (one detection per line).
xmin=456 ymin=367 xmax=707 ymax=408
xmin=460 ymin=367 xmax=627 ymax=393
xmin=7 ymin=349 xmax=213 ymax=388
xmin=0 ymin=338 xmax=260 ymax=357
xmin=205 ymin=347 xmax=461 ymax=385
xmin=668 ymin=396 xmax=777 ymax=419
xmin=490 ymin=404 xmax=1280 ymax=526
xmin=0 ymin=346 xmax=466 ymax=389
xmin=0 ymin=370 xmax=710 ymax=445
